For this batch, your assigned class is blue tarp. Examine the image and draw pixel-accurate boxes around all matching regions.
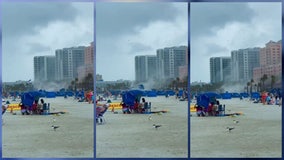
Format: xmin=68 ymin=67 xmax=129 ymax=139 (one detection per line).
xmin=270 ymin=88 xmax=282 ymax=95
xmin=166 ymin=90 xmax=175 ymax=96
xmin=109 ymin=90 xmax=121 ymax=96
xmin=46 ymin=92 xmax=56 ymax=98
xmin=231 ymin=93 xmax=240 ymax=98
xmin=178 ymin=90 xmax=183 ymax=97
xmin=66 ymin=91 xmax=74 ymax=96
xmin=157 ymin=91 xmax=166 ymax=96
xmin=76 ymin=91 xmax=85 ymax=98
xmin=240 ymin=93 xmax=249 ymax=98
xmin=251 ymin=92 xmax=260 ymax=99
xmin=56 ymin=92 xmax=65 ymax=96
xmin=146 ymin=91 xmax=157 ymax=97
xmin=122 ymin=90 xmax=144 ymax=106
xmin=221 ymin=92 xmax=232 ymax=99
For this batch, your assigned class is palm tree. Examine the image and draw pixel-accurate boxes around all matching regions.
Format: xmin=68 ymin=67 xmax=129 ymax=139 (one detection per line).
xmin=246 ymin=82 xmax=250 ymax=93
xmin=262 ymin=74 xmax=268 ymax=90
xmin=250 ymin=79 xmax=254 ymax=94
xmin=75 ymin=78 xmax=79 ymax=91
xmin=271 ymin=75 xmax=276 ymax=89
xmin=71 ymin=80 xmax=75 ymax=91
xmin=176 ymin=77 xmax=180 ymax=89
xmin=257 ymin=82 xmax=261 ymax=92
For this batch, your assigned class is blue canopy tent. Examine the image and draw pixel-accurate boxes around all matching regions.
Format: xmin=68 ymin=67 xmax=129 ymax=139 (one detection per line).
xmin=196 ymin=94 xmax=210 ymax=108
xmin=122 ymin=90 xmax=144 ymax=106
xmin=196 ymin=92 xmax=222 ymax=108
xmin=21 ymin=91 xmax=43 ymax=107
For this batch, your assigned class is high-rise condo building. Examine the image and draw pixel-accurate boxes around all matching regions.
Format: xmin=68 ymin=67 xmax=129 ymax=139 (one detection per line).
xmin=210 ymin=57 xmax=231 ymax=83
xmin=231 ymin=48 xmax=260 ymax=83
xmin=55 ymin=46 xmax=85 ymax=82
xmin=34 ymin=56 xmax=56 ymax=82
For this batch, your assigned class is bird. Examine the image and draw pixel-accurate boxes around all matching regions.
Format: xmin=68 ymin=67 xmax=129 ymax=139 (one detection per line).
xmin=233 ymin=120 xmax=239 ymax=124
xmin=226 ymin=127 xmax=234 ymax=132
xmin=51 ymin=125 xmax=60 ymax=131
xmin=148 ymin=116 xmax=152 ymax=121
xmin=153 ymin=124 xmax=162 ymax=129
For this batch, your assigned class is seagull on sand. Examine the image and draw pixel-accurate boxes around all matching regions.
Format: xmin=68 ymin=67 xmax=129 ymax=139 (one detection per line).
xmin=153 ymin=124 xmax=162 ymax=129
xmin=51 ymin=125 xmax=60 ymax=131
xmin=226 ymin=127 xmax=235 ymax=132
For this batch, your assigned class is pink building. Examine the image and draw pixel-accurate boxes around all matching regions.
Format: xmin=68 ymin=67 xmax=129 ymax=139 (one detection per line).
xmin=179 ymin=48 xmax=188 ymax=81
xmin=78 ymin=42 xmax=94 ymax=82
xmin=179 ymin=65 xmax=188 ymax=81
xmin=253 ymin=40 xmax=282 ymax=84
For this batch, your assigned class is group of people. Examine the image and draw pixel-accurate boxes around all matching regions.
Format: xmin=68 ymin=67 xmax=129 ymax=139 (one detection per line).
xmin=175 ymin=89 xmax=188 ymax=101
xmin=195 ymin=100 xmax=224 ymax=117
xmin=121 ymin=98 xmax=150 ymax=114
xmin=260 ymin=92 xmax=282 ymax=106
xmin=21 ymin=98 xmax=46 ymax=115
xmin=2 ymin=98 xmax=47 ymax=116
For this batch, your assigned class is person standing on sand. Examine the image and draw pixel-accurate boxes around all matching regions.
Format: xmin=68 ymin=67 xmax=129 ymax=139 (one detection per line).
xmin=2 ymin=101 xmax=9 ymax=115
xmin=207 ymin=102 xmax=213 ymax=116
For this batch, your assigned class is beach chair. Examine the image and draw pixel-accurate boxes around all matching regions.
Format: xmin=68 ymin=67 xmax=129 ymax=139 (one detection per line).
xmin=217 ymin=104 xmax=225 ymax=116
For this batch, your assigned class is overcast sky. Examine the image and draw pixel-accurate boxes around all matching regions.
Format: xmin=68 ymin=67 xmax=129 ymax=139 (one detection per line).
xmin=190 ymin=2 xmax=281 ymax=83
xmin=96 ymin=2 xmax=187 ymax=81
xmin=2 ymin=2 xmax=93 ymax=82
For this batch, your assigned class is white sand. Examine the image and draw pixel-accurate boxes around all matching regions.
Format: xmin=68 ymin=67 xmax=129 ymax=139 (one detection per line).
xmin=190 ymin=98 xmax=282 ymax=158
xmin=3 ymin=96 xmax=280 ymax=158
xmin=2 ymin=97 xmax=94 ymax=158
xmin=96 ymin=96 xmax=188 ymax=158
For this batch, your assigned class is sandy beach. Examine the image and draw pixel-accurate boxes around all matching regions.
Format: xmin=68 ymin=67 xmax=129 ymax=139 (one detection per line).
xmin=2 ymin=97 xmax=94 ymax=158
xmin=2 ymin=95 xmax=280 ymax=158
xmin=96 ymin=96 xmax=188 ymax=158
xmin=190 ymin=98 xmax=282 ymax=158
